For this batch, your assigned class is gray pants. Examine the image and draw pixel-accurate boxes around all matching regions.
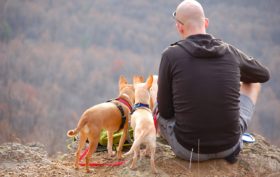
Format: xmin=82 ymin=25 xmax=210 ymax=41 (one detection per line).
xmin=157 ymin=94 xmax=255 ymax=161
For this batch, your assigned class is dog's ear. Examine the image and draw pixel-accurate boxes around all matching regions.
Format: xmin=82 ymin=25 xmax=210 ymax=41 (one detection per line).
xmin=133 ymin=76 xmax=137 ymax=85
xmin=152 ymin=75 xmax=158 ymax=83
xmin=139 ymin=76 xmax=144 ymax=82
xmin=146 ymin=75 xmax=153 ymax=89
xmin=133 ymin=76 xmax=144 ymax=84
xmin=119 ymin=75 xmax=128 ymax=91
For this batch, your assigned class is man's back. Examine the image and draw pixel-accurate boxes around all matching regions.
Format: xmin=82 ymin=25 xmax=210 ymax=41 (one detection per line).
xmin=158 ymin=34 xmax=269 ymax=153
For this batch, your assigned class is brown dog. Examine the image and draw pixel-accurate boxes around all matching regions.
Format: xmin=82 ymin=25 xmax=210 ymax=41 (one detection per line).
xmin=67 ymin=76 xmax=135 ymax=173
xmin=124 ymin=75 xmax=158 ymax=173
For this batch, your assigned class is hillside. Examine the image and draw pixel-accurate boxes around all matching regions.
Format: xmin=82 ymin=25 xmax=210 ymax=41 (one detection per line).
xmin=1 ymin=134 xmax=280 ymax=177
xmin=0 ymin=0 xmax=280 ymax=155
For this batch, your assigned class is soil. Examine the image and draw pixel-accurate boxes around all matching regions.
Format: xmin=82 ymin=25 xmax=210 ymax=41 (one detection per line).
xmin=1 ymin=134 xmax=280 ymax=177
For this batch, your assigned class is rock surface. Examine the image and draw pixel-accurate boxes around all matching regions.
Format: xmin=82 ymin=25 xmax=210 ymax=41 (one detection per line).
xmin=1 ymin=134 xmax=280 ymax=177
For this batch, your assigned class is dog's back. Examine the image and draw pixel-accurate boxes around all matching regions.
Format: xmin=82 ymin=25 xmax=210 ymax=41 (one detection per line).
xmin=67 ymin=102 xmax=123 ymax=137
xmin=131 ymin=109 xmax=156 ymax=143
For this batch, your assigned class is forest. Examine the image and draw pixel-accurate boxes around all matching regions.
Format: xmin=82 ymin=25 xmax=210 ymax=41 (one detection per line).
xmin=0 ymin=0 xmax=279 ymax=155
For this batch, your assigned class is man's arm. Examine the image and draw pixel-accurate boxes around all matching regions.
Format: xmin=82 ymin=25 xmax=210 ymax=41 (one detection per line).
xmin=231 ymin=46 xmax=270 ymax=83
xmin=157 ymin=52 xmax=174 ymax=119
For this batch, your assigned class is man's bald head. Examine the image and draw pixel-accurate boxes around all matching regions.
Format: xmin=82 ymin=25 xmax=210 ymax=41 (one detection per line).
xmin=174 ymin=0 xmax=208 ymax=37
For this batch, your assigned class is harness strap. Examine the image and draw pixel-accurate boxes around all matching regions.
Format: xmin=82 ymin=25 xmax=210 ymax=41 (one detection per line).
xmin=115 ymin=103 xmax=126 ymax=132
xmin=107 ymin=99 xmax=127 ymax=132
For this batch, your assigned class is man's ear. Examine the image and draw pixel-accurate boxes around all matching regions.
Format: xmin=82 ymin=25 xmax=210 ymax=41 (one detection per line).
xmin=119 ymin=75 xmax=128 ymax=91
xmin=204 ymin=18 xmax=209 ymax=29
xmin=176 ymin=23 xmax=185 ymax=36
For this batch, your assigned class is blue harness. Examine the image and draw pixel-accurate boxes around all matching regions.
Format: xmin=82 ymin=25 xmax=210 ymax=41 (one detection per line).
xmin=131 ymin=103 xmax=150 ymax=114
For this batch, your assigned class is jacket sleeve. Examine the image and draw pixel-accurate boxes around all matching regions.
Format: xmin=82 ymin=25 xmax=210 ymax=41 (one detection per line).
xmin=157 ymin=51 xmax=174 ymax=119
xmin=231 ymin=46 xmax=270 ymax=83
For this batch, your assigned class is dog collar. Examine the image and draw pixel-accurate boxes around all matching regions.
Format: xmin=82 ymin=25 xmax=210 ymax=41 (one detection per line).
xmin=131 ymin=103 xmax=150 ymax=114
xmin=115 ymin=97 xmax=133 ymax=112
xmin=133 ymin=103 xmax=149 ymax=109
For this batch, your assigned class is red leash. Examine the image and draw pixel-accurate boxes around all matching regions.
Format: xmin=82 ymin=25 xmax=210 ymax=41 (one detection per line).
xmin=79 ymin=147 xmax=126 ymax=167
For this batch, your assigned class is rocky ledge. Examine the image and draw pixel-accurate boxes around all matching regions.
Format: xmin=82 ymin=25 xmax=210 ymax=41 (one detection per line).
xmin=0 ymin=134 xmax=280 ymax=177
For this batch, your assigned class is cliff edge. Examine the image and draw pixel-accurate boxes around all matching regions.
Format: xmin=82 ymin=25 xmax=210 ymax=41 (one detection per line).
xmin=1 ymin=134 xmax=280 ymax=177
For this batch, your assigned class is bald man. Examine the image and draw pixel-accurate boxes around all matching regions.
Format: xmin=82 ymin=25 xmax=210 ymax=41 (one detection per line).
xmin=157 ymin=0 xmax=270 ymax=163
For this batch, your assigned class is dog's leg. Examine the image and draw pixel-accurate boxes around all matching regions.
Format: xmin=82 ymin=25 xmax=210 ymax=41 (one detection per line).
xmin=143 ymin=145 xmax=150 ymax=158
xmin=130 ymin=146 xmax=140 ymax=170
xmin=116 ymin=127 xmax=127 ymax=159
xmin=149 ymin=143 xmax=158 ymax=174
xmin=107 ymin=131 xmax=115 ymax=157
xmin=74 ymin=132 xmax=87 ymax=170
xmin=85 ymin=132 xmax=100 ymax=173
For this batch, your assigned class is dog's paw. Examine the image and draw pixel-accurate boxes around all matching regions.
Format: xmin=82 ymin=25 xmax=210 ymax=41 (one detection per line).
xmin=152 ymin=168 xmax=158 ymax=174
xmin=107 ymin=150 xmax=116 ymax=158
xmin=118 ymin=155 xmax=124 ymax=159
xmin=130 ymin=165 xmax=137 ymax=170
xmin=141 ymin=149 xmax=151 ymax=158
xmin=117 ymin=152 xmax=124 ymax=159
xmin=151 ymin=164 xmax=158 ymax=174
xmin=74 ymin=164 xmax=79 ymax=170
xmin=112 ymin=150 xmax=116 ymax=156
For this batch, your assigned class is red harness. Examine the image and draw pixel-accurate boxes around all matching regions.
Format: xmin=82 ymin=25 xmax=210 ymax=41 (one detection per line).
xmin=106 ymin=97 xmax=133 ymax=132
xmin=115 ymin=97 xmax=133 ymax=112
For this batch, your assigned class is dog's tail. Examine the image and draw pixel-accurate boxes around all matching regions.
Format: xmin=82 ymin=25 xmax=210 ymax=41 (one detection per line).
xmin=67 ymin=114 xmax=88 ymax=137
xmin=124 ymin=131 xmax=146 ymax=156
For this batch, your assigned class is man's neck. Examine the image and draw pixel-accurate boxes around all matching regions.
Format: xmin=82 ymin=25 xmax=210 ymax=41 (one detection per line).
xmin=183 ymin=29 xmax=206 ymax=39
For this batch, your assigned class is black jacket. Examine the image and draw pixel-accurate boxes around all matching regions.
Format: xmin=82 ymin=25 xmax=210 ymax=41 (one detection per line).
xmin=157 ymin=34 xmax=270 ymax=153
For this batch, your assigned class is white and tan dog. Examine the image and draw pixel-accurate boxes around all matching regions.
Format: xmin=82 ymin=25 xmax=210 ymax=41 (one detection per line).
xmin=67 ymin=76 xmax=134 ymax=173
xmin=124 ymin=75 xmax=158 ymax=173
